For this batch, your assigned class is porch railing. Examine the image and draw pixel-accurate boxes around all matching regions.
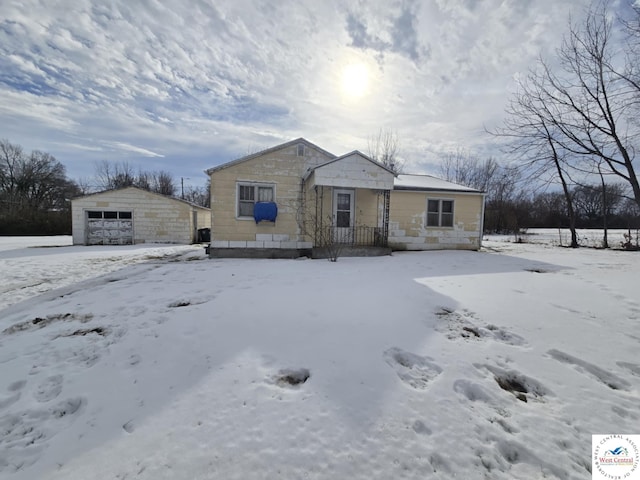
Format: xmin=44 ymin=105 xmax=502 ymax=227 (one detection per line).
xmin=315 ymin=226 xmax=388 ymax=247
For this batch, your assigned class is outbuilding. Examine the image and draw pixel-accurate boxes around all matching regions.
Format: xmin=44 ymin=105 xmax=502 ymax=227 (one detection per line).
xmin=71 ymin=187 xmax=210 ymax=245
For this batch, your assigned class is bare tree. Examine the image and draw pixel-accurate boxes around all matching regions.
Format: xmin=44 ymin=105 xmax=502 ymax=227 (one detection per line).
xmin=182 ymin=179 xmax=210 ymax=208
xmin=439 ymin=150 xmax=499 ymax=191
xmin=367 ymin=128 xmax=403 ymax=173
xmin=483 ymin=167 xmax=529 ymax=234
xmin=153 ymin=170 xmax=175 ymax=196
xmin=492 ymin=61 xmax=586 ymax=247
xmin=0 ymin=139 xmax=24 ymax=215
xmin=93 ymin=161 xmax=176 ymax=197
xmin=75 ymin=177 xmax=94 ymax=195
xmin=94 ymin=160 xmax=136 ymax=190
xmin=492 ymin=4 xmax=640 ymax=246
xmin=136 ymin=169 xmax=152 ymax=191
xmin=541 ymin=5 xmax=640 ymax=209
xmin=438 ymin=147 xmax=526 ymax=234
xmin=0 ymin=139 xmax=79 ymax=234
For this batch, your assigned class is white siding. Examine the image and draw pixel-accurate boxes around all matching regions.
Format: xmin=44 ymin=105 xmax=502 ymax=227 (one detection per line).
xmin=312 ymin=154 xmax=394 ymax=189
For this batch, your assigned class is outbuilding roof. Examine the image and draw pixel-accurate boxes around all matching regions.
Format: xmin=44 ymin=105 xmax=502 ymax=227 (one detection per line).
xmin=394 ymin=174 xmax=483 ymax=193
xmin=71 ymin=186 xmax=210 ymax=210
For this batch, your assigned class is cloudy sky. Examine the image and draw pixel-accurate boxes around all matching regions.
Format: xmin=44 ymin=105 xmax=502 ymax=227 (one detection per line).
xmin=0 ymin=0 xmax=630 ymax=188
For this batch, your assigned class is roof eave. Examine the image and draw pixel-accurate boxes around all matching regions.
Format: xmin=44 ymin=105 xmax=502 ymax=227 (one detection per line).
xmin=393 ymin=186 xmax=484 ymax=194
xmin=311 ymin=150 xmax=397 ymax=176
xmin=206 ymin=138 xmax=337 ymax=175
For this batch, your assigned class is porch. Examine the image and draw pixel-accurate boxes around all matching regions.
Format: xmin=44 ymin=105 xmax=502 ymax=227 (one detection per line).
xmin=302 ymin=150 xmax=396 ymax=257
xmin=310 ymin=225 xmax=391 ymax=258
xmin=314 ymin=225 xmax=388 ymax=247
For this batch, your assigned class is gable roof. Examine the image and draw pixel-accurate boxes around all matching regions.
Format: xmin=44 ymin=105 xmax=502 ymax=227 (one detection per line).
xmin=205 ymin=138 xmax=337 ymax=175
xmin=307 ymin=150 xmax=397 ymax=178
xmin=394 ymin=174 xmax=484 ymax=194
xmin=71 ymin=186 xmax=210 ymax=209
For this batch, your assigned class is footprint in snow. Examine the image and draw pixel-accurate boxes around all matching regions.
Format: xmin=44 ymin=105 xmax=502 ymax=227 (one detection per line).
xmin=383 ymin=347 xmax=442 ymax=390
xmin=7 ymin=380 xmax=26 ymax=392
xmin=475 ymin=364 xmax=552 ymax=403
xmin=269 ymin=368 xmax=311 ymax=389
xmin=547 ymin=349 xmax=631 ymax=391
xmin=616 ymin=361 xmax=640 ymax=377
xmin=412 ymin=420 xmax=432 ymax=435
xmin=434 ymin=308 xmax=527 ymax=346
xmin=453 ymin=379 xmax=496 ymax=403
xmin=0 ymin=380 xmax=26 ymax=410
xmin=34 ymin=374 xmax=63 ymax=402
xmin=0 ymin=397 xmax=85 ymax=473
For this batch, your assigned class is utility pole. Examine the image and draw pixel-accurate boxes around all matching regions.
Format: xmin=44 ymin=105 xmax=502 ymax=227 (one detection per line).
xmin=181 ymin=177 xmax=190 ymax=199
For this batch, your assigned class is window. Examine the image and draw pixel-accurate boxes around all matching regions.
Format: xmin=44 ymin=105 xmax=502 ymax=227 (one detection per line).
xmin=297 ymin=143 xmax=305 ymax=156
xmin=237 ymin=183 xmax=275 ymax=218
xmin=86 ymin=211 xmax=132 ymax=220
xmin=336 ymin=193 xmax=351 ymax=227
xmin=426 ymin=199 xmax=454 ymax=227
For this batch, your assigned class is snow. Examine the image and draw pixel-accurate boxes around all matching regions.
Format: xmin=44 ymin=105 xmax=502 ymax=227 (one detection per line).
xmin=0 ymin=234 xmax=639 ymax=479
xmin=0 ymin=236 xmax=203 ymax=311
xmin=394 ymin=174 xmax=482 ymax=192
xmin=485 ymin=228 xmax=636 ymax=248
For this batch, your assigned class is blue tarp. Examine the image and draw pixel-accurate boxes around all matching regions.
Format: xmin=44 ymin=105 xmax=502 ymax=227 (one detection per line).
xmin=254 ymin=202 xmax=278 ymax=223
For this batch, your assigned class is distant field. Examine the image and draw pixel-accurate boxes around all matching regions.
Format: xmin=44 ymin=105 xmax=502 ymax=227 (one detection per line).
xmin=485 ymin=228 xmax=638 ymax=248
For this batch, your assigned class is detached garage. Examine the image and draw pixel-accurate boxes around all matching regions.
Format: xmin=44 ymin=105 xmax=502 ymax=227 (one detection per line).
xmin=71 ymin=187 xmax=211 ymax=245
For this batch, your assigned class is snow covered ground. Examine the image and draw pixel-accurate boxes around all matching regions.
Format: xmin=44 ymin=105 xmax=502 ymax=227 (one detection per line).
xmin=485 ymin=228 xmax=635 ymax=248
xmin=0 ymin=235 xmax=638 ymax=479
xmin=0 ymin=236 xmax=203 ymax=311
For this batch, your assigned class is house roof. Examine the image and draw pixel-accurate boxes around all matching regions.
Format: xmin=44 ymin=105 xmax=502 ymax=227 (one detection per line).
xmin=308 ymin=150 xmax=396 ymax=177
xmin=71 ymin=186 xmax=210 ymax=210
xmin=394 ymin=174 xmax=483 ymax=193
xmin=205 ymin=138 xmax=337 ymax=175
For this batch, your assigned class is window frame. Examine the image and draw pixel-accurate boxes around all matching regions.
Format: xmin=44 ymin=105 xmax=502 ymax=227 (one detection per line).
xmin=296 ymin=143 xmax=305 ymax=156
xmin=86 ymin=210 xmax=132 ymax=220
xmin=425 ymin=198 xmax=454 ymax=228
xmin=236 ymin=182 xmax=276 ymax=220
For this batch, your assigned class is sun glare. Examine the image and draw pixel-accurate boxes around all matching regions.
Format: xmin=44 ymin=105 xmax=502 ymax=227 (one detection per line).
xmin=341 ymin=63 xmax=369 ymax=98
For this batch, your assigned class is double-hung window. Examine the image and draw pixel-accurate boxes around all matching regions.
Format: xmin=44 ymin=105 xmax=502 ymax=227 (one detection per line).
xmin=426 ymin=199 xmax=454 ymax=227
xmin=237 ymin=183 xmax=275 ymax=218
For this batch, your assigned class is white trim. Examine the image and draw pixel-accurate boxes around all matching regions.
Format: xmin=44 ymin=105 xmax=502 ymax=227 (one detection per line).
xmin=235 ymin=182 xmax=276 ymax=220
xmin=332 ymin=188 xmax=355 ymax=227
xmin=425 ymin=198 xmax=455 ymax=228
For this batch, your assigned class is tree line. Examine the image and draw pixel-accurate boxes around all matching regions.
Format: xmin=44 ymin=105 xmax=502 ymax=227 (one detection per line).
xmin=0 ymin=139 xmax=209 ymax=235
xmin=438 ymin=2 xmax=640 ymax=248
xmin=0 ymin=140 xmax=80 ymax=235
xmin=490 ymin=1 xmax=640 ymax=247
xmin=440 ymin=149 xmax=640 ymax=241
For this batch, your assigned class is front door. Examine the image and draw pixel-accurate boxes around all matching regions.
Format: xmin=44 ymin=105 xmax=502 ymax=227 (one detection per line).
xmin=332 ymin=189 xmax=354 ymax=244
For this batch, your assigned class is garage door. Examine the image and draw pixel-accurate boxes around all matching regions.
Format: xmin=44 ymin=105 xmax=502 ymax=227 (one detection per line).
xmin=86 ymin=211 xmax=133 ymax=245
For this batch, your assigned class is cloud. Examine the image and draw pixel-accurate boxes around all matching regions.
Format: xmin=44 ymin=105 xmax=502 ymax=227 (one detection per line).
xmin=345 ymin=1 xmax=426 ymax=63
xmin=0 ymin=0 xmax=614 ymax=185
xmin=104 ymin=142 xmax=164 ymax=158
